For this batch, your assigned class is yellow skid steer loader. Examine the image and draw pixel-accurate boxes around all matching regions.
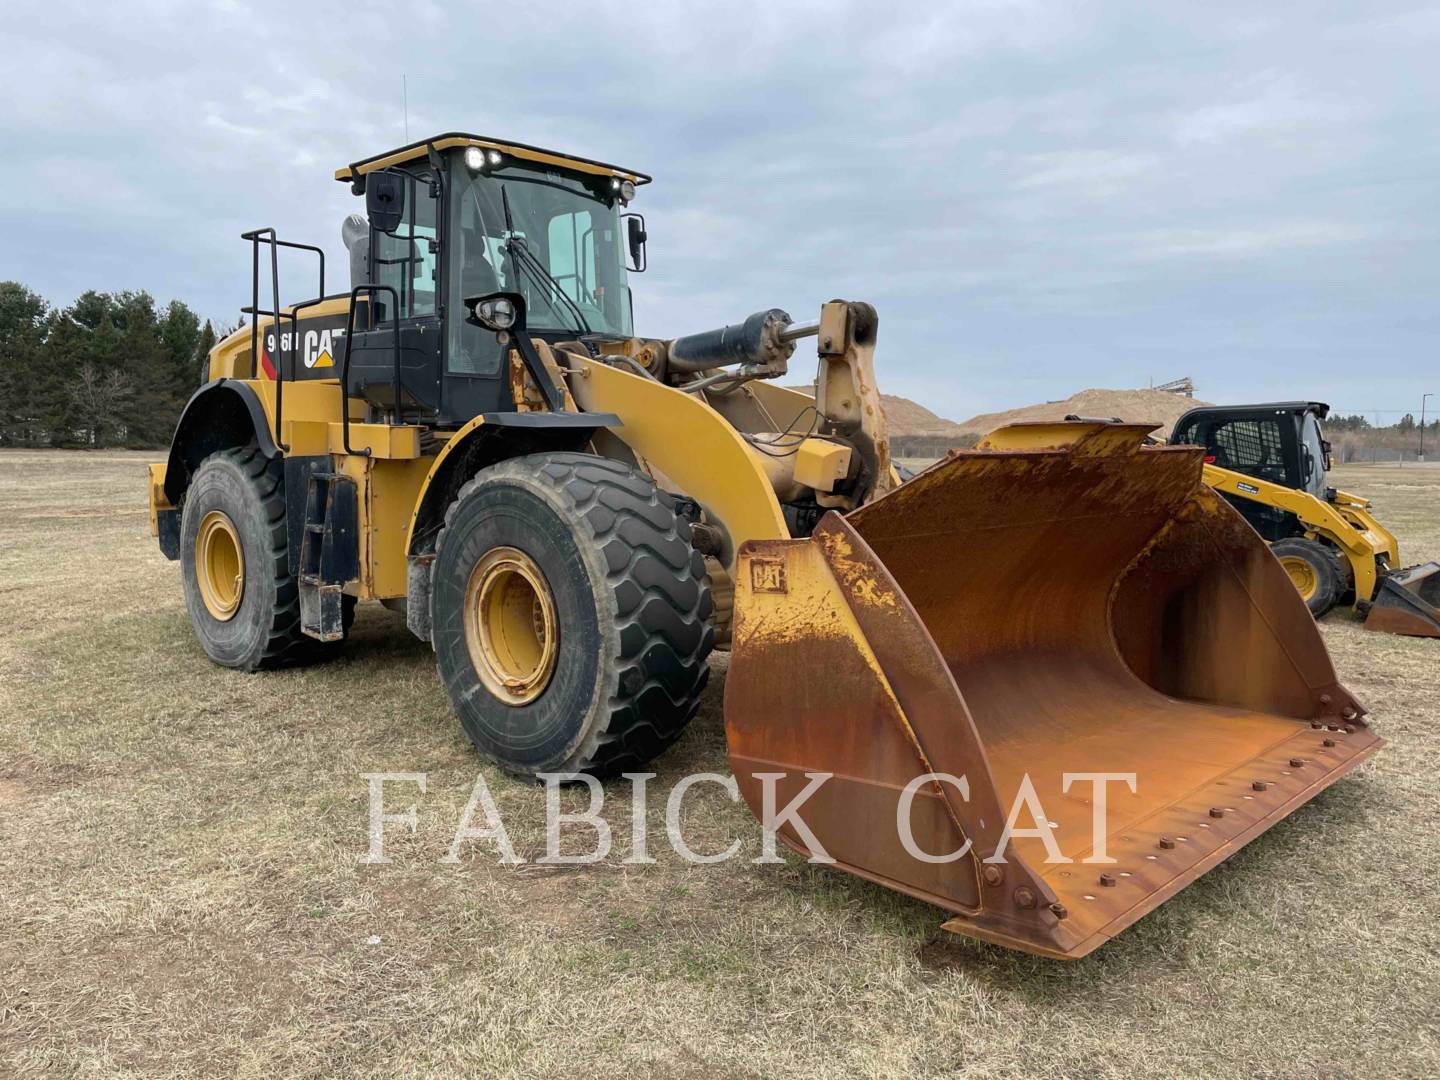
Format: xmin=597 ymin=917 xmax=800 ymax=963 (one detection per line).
xmin=148 ymin=134 xmax=1379 ymax=960
xmin=1172 ymin=402 xmax=1440 ymax=637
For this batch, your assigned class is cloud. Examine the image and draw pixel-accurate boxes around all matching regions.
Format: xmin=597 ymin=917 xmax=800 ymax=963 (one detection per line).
xmin=0 ymin=0 xmax=1434 ymax=420
xmin=1172 ymin=72 xmax=1355 ymax=147
xmin=1127 ymin=221 xmax=1372 ymax=261
xmin=1014 ymin=149 xmax=1160 ymax=199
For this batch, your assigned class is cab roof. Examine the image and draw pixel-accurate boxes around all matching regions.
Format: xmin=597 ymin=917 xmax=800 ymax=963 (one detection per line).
xmin=1176 ymin=402 xmax=1330 ymax=421
xmin=334 ymin=133 xmax=652 ymax=186
xmin=1171 ymin=401 xmax=1330 ymax=439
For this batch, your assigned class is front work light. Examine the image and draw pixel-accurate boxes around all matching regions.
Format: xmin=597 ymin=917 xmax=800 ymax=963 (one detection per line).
xmin=471 ymin=296 xmax=518 ymax=331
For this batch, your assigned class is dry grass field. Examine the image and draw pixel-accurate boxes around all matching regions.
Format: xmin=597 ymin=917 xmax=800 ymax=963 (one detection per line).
xmin=2 ymin=450 xmax=1438 ymax=1079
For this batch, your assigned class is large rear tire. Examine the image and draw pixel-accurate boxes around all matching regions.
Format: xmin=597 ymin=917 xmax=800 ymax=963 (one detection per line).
xmin=1271 ymin=537 xmax=1340 ymax=618
xmin=180 ymin=444 xmax=352 ymax=670
xmin=431 ymin=452 xmax=713 ymax=778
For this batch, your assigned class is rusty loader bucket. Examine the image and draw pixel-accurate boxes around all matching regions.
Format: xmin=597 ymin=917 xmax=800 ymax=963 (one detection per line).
xmin=1365 ymin=561 xmax=1440 ymax=638
xmin=724 ymin=423 xmax=1381 ymax=960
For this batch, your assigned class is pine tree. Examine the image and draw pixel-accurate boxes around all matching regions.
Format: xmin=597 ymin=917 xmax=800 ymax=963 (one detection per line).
xmin=2 ymin=284 xmax=226 ymax=448
xmin=0 ymin=282 xmax=51 ymax=446
xmin=196 ymin=320 xmax=218 ymax=383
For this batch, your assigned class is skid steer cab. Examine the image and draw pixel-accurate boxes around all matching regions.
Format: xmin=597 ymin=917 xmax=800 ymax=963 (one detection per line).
xmin=149 ymin=133 xmax=1381 ymax=960
xmin=1172 ymin=402 xmax=1440 ymax=636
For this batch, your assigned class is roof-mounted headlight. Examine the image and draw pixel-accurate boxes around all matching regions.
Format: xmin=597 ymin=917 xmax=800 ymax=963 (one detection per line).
xmin=464 ymin=146 xmax=505 ymax=174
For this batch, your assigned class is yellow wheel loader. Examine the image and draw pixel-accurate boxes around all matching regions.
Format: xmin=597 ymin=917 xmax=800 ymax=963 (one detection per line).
xmin=1172 ymin=402 xmax=1440 ymax=636
xmin=148 ymin=134 xmax=1380 ymax=960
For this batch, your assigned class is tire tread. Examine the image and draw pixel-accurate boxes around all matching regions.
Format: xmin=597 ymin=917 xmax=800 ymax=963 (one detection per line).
xmin=438 ymin=452 xmax=712 ymax=777
xmin=190 ymin=444 xmax=350 ymax=670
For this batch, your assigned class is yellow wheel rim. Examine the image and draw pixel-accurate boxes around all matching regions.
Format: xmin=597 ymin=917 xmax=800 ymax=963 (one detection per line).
xmin=1279 ymin=555 xmax=1318 ymax=601
xmin=196 ymin=510 xmax=245 ymax=621
xmin=463 ymin=546 xmax=559 ymax=705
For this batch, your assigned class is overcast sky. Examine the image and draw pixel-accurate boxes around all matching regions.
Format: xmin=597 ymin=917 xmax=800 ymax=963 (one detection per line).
xmin=3 ymin=1 xmax=1436 ymax=422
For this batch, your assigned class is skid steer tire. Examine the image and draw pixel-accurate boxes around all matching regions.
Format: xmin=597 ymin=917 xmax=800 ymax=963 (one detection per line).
xmin=1327 ymin=546 xmax=1357 ymax=608
xmin=431 ymin=452 xmax=713 ymax=779
xmin=1271 ymin=537 xmax=1340 ymax=618
xmin=180 ymin=444 xmax=352 ymax=671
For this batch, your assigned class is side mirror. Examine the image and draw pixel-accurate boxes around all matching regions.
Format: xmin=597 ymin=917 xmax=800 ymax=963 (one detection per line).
xmin=623 ymin=213 xmax=647 ymax=272
xmin=366 ymin=173 xmax=406 ymax=234
xmin=464 ymin=291 xmax=526 ymax=336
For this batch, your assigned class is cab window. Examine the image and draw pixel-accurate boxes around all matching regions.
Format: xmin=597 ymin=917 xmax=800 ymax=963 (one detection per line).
xmin=547 ymin=210 xmax=597 ymax=307
xmin=1299 ymin=415 xmax=1328 ymax=496
xmin=372 ymin=172 xmax=438 ymax=320
xmin=1202 ymin=417 xmax=1290 ymax=486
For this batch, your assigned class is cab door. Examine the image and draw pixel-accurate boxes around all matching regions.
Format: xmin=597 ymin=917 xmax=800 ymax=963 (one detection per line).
xmin=348 ymin=168 xmax=443 ymax=417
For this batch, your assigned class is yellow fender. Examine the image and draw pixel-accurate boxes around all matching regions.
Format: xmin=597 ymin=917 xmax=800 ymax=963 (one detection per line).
xmin=1331 ymin=489 xmax=1400 ymax=567
xmin=565 ymin=356 xmax=788 ymax=570
xmin=404 ymin=412 xmax=489 ymax=559
xmin=1201 ymin=463 xmax=1384 ymax=603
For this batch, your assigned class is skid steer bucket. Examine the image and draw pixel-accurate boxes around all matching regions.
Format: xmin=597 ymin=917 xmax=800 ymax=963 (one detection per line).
xmin=1364 ymin=562 xmax=1440 ymax=638
xmin=725 ymin=422 xmax=1381 ymax=960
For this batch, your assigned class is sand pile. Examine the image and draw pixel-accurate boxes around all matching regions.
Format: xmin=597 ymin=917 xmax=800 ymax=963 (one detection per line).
xmin=785 ymin=389 xmax=969 ymax=437
xmin=786 ymin=385 xmax=1211 ymax=439
xmin=957 ymin=388 xmax=1212 ymax=437
xmin=875 ymin=395 xmax=970 ymax=436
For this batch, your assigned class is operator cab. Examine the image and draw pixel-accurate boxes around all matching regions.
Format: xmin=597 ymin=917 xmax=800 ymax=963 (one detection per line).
xmin=333 ymin=134 xmax=651 ymax=428
xmin=1171 ymin=401 xmax=1334 ymax=541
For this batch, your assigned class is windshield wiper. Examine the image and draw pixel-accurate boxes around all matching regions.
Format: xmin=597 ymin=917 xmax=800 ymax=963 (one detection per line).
xmin=511 ymin=241 xmax=593 ymax=336
xmin=500 ymin=185 xmax=592 ymax=336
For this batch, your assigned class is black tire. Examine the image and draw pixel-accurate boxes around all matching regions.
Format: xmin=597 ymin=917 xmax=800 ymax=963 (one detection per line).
xmin=1328 ymin=546 xmax=1356 ymax=607
xmin=180 ymin=443 xmax=352 ymax=671
xmin=1270 ymin=537 xmax=1340 ymax=618
xmin=431 ymin=452 xmax=713 ymax=778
